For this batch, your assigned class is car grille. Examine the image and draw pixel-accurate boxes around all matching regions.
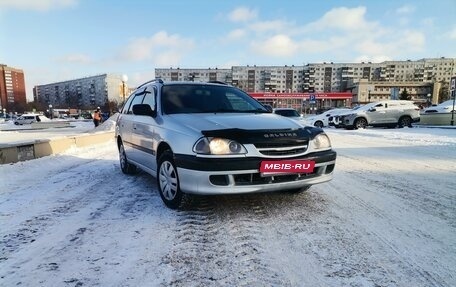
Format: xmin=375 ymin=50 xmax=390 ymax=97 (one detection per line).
xmin=209 ymin=164 xmax=335 ymax=186
xmin=254 ymin=141 xmax=308 ymax=156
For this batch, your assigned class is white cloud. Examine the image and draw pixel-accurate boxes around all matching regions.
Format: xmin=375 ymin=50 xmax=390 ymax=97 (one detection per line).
xmin=56 ymin=53 xmax=92 ymax=64
xmin=226 ymin=29 xmax=247 ymax=40
xmin=354 ymin=55 xmax=392 ymax=63
xmin=447 ymin=26 xmax=456 ymax=39
xmin=401 ymin=30 xmax=425 ymax=51
xmin=250 ymin=34 xmax=298 ymax=57
xmin=121 ymin=31 xmax=194 ymax=63
xmin=249 ymin=20 xmax=290 ymax=33
xmin=228 ymin=6 xmax=257 ymax=22
xmin=306 ymin=6 xmax=373 ymax=32
xmin=0 ymin=0 xmax=77 ymax=11
xmin=396 ymin=5 xmax=415 ymax=14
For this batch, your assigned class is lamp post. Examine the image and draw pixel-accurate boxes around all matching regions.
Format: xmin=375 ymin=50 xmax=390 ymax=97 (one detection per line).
xmin=121 ymin=74 xmax=128 ymax=104
xmin=49 ymin=104 xmax=53 ymax=120
xmin=426 ymin=93 xmax=431 ymax=107
xmin=368 ymin=87 xmax=372 ymax=103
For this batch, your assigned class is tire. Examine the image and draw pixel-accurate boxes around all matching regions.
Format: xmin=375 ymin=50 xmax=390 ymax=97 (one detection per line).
xmin=285 ymin=185 xmax=312 ymax=193
xmin=157 ymin=150 xmax=185 ymax=209
xmin=314 ymin=121 xmax=324 ymax=128
xmin=354 ymin=118 xmax=368 ymax=129
xmin=119 ymin=141 xmax=137 ymax=174
xmin=398 ymin=116 xmax=412 ymax=128
xmin=14 ymin=122 xmax=19 ymax=125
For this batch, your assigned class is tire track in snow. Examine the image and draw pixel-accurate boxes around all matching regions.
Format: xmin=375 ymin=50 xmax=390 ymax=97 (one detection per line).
xmin=161 ymin=194 xmax=291 ymax=286
xmin=325 ymin=155 xmax=454 ymax=287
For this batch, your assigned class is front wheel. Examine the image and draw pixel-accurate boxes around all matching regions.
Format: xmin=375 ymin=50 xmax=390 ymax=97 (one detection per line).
xmin=157 ymin=150 xmax=185 ymax=209
xmin=314 ymin=121 xmax=324 ymax=128
xmin=354 ymin=118 xmax=368 ymax=129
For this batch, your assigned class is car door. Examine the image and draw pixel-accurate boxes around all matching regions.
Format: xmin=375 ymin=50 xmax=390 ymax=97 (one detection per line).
xmin=129 ymin=85 xmax=159 ymax=173
xmin=367 ymin=102 xmax=387 ymax=124
xmin=117 ymin=92 xmax=142 ymax=162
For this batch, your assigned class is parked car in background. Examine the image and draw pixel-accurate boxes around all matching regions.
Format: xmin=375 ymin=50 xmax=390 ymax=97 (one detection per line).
xmin=338 ymin=100 xmax=420 ymax=129
xmin=304 ymin=108 xmax=352 ymax=128
xmin=14 ymin=114 xmax=50 ymax=125
xmin=422 ymin=100 xmax=456 ymax=114
xmin=116 ymin=80 xmax=337 ymax=209
xmin=272 ymin=108 xmax=305 ymax=122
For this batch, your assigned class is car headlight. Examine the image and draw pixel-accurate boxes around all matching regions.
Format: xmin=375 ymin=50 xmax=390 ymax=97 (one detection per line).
xmin=312 ymin=133 xmax=331 ymax=150
xmin=193 ymin=137 xmax=247 ymax=155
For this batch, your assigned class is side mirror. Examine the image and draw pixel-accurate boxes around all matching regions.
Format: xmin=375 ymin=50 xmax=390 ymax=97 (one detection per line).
xmin=133 ymin=104 xmax=156 ymax=117
xmin=368 ymin=108 xmax=376 ymax=112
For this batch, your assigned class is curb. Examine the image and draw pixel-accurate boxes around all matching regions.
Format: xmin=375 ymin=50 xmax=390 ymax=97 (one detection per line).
xmin=0 ymin=131 xmax=115 ymax=164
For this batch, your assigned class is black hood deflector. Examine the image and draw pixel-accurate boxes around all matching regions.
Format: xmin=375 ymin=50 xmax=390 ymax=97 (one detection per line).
xmin=201 ymin=127 xmax=322 ymax=144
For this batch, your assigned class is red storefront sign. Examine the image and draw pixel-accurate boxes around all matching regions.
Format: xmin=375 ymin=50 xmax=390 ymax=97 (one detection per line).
xmin=249 ymin=92 xmax=352 ymax=100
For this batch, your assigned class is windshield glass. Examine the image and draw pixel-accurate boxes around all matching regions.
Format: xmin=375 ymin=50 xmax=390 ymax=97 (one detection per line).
xmin=161 ymin=84 xmax=268 ymax=114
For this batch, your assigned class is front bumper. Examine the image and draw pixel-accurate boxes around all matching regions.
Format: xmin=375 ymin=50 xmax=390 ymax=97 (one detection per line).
xmin=175 ymin=150 xmax=336 ymax=195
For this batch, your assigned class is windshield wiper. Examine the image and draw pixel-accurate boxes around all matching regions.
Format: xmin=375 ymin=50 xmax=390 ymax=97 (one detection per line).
xmin=242 ymin=108 xmax=269 ymax=113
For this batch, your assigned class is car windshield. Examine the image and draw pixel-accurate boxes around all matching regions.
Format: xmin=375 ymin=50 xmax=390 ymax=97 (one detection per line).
xmin=161 ymin=84 xmax=268 ymax=114
xmin=274 ymin=109 xmax=301 ymax=117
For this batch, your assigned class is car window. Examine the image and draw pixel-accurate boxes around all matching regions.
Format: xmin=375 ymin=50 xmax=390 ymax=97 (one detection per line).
xmin=127 ymin=94 xmax=145 ymax=114
xmin=142 ymin=87 xmax=156 ymax=110
xmin=161 ymin=84 xmax=266 ymax=114
xmin=121 ymin=94 xmax=136 ymax=114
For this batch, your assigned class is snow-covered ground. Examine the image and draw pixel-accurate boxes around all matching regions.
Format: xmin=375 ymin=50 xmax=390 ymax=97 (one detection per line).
xmin=1 ymin=126 xmax=455 ymax=286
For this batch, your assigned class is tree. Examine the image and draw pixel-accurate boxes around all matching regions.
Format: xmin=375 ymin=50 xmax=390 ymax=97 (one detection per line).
xmin=399 ymin=89 xmax=411 ymax=100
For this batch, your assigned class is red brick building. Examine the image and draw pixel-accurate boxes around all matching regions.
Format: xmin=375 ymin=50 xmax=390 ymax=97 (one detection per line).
xmin=0 ymin=64 xmax=27 ymax=113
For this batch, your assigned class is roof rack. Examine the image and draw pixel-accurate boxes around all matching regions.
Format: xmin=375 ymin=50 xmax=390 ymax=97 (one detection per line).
xmin=137 ymin=78 xmax=164 ymax=88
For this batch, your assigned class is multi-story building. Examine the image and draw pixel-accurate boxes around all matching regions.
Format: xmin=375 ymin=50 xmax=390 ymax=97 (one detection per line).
xmin=0 ymin=64 xmax=27 ymax=113
xmin=34 ymin=74 xmax=127 ymax=112
xmin=155 ymin=68 xmax=232 ymax=83
xmin=155 ymin=57 xmax=455 ymax=110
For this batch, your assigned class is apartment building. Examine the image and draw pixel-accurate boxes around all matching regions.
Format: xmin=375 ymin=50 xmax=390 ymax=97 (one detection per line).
xmin=34 ymin=74 xmax=127 ymax=111
xmin=155 ymin=57 xmax=455 ymax=108
xmin=155 ymin=68 xmax=232 ymax=83
xmin=0 ymin=64 xmax=27 ymax=113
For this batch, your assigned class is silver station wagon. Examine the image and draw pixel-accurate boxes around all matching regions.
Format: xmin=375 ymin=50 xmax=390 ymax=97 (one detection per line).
xmin=115 ymin=80 xmax=337 ymax=209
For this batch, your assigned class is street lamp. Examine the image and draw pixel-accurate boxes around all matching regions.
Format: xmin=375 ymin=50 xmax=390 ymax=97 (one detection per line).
xmin=368 ymin=87 xmax=372 ymax=103
xmin=121 ymin=74 xmax=128 ymax=104
xmin=426 ymin=93 xmax=431 ymax=107
xmin=49 ymin=104 xmax=53 ymax=120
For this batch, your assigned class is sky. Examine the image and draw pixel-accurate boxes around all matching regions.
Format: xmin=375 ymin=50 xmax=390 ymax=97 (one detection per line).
xmin=1 ymin=118 xmax=455 ymax=285
xmin=1 ymin=0 xmax=456 ymax=101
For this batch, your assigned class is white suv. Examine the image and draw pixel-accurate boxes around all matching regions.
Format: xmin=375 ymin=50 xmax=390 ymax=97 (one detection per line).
xmin=115 ymin=80 xmax=337 ymax=209
xmin=338 ymin=100 xmax=420 ymax=129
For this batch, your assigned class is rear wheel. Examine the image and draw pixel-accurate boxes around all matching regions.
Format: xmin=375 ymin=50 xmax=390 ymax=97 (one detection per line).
xmin=119 ymin=141 xmax=137 ymax=174
xmin=157 ymin=150 xmax=186 ymax=209
xmin=398 ymin=116 xmax=412 ymax=128
xmin=354 ymin=118 xmax=368 ymax=129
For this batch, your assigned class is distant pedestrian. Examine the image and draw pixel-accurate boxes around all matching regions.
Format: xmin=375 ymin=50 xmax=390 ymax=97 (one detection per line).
xmin=93 ymin=107 xmax=102 ymax=127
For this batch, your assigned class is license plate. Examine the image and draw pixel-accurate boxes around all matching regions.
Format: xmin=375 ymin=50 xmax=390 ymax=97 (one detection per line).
xmin=260 ymin=160 xmax=315 ymax=176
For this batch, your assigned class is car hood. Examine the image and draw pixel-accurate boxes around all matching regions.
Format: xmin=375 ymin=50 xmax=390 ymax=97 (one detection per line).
xmin=165 ymin=113 xmax=307 ymax=135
